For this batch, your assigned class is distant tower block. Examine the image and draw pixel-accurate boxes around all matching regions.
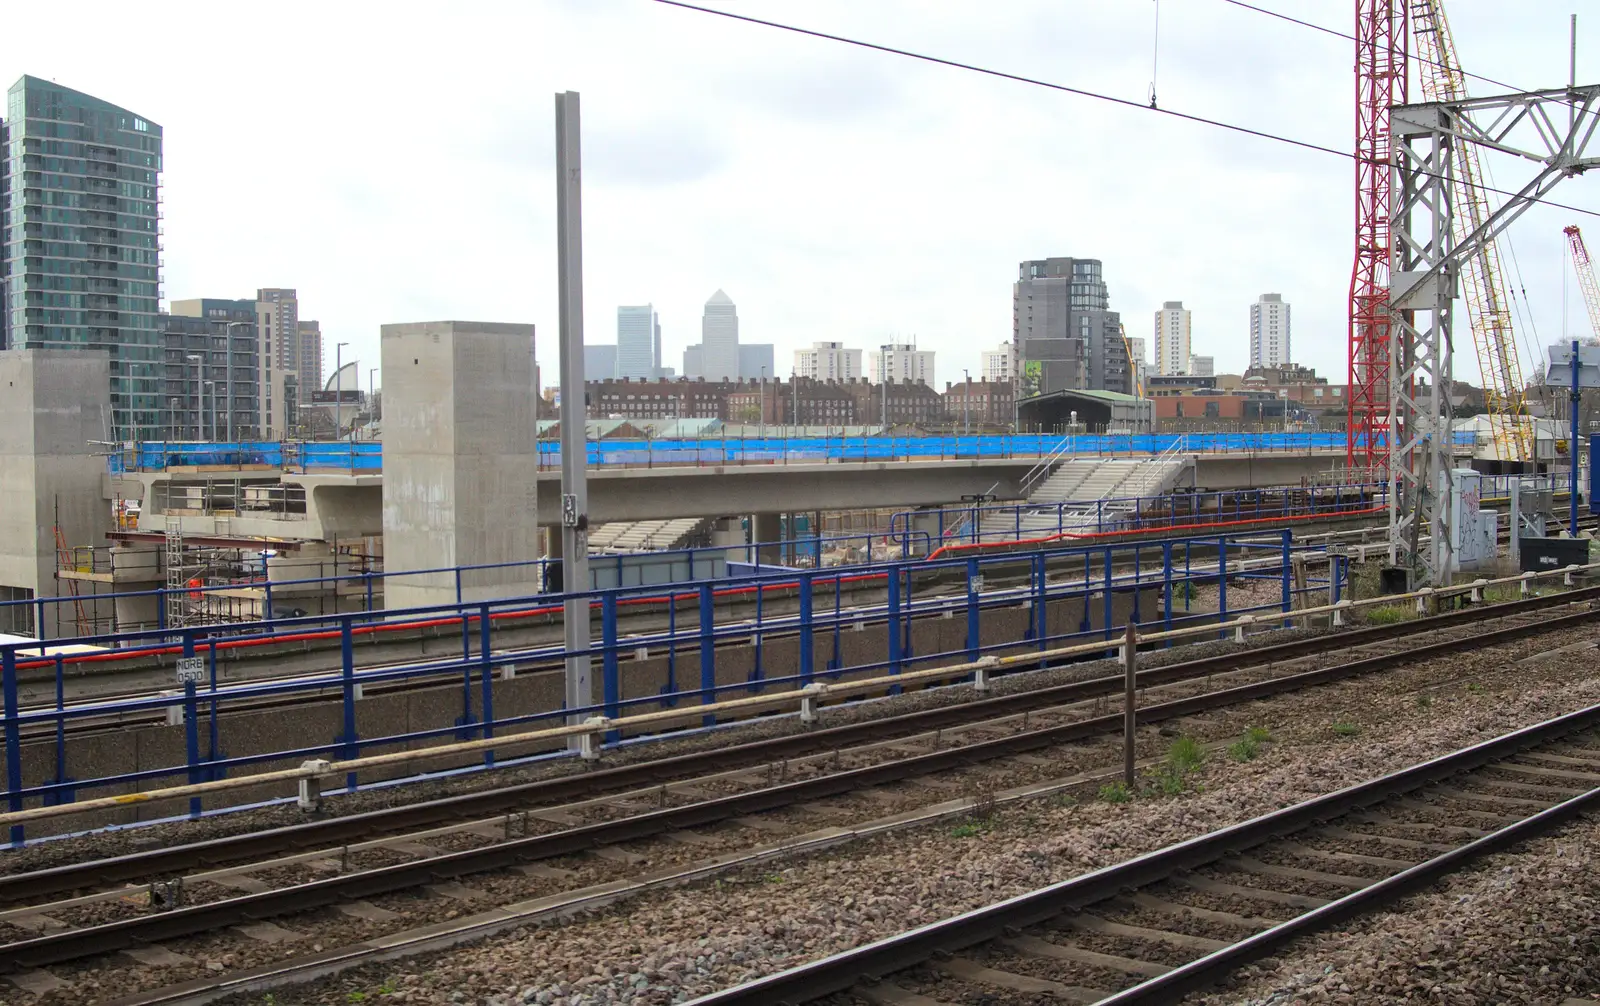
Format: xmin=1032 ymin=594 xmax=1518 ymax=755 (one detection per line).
xmin=381 ymin=321 xmax=538 ymax=611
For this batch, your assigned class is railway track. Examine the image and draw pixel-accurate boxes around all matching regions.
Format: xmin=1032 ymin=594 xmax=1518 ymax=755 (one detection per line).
xmin=688 ymin=700 xmax=1600 ymax=1005
xmin=0 ymin=588 xmax=1596 ymax=998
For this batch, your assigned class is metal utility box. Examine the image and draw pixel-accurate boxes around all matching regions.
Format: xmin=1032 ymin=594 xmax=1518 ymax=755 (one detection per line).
xmin=1518 ymin=536 xmax=1592 ymax=573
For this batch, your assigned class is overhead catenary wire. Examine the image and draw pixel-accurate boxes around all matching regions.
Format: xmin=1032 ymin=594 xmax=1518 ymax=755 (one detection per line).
xmin=1216 ymin=0 xmax=1585 ymax=108
xmin=650 ymin=0 xmax=1600 ymax=222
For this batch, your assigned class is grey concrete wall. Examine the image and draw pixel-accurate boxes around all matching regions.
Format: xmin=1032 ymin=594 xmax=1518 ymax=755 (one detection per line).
xmin=0 ymin=350 xmax=114 ymax=637
xmin=382 ymin=322 xmax=539 ymax=610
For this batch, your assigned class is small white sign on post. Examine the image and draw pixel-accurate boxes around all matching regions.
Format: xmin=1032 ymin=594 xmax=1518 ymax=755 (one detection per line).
xmin=175 ymin=656 xmax=205 ymax=684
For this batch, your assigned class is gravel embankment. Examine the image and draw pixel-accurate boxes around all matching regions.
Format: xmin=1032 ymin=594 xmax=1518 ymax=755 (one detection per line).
xmin=1192 ymin=821 xmax=1600 ymax=1005
xmin=194 ymin=621 xmax=1600 ymax=1006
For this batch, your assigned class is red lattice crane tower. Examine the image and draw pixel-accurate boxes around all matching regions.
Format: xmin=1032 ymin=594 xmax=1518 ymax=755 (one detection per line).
xmin=1347 ymin=0 xmax=1408 ymax=472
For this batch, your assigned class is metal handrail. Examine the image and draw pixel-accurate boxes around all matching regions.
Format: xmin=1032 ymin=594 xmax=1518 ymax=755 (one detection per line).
xmin=1016 ymin=435 xmax=1080 ymax=498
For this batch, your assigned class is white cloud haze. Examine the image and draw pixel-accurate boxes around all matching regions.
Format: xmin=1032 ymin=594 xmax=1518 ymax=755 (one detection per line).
xmin=6 ymin=0 xmax=1597 ymax=392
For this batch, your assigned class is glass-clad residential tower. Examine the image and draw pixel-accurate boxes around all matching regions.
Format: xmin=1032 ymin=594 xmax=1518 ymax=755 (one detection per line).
xmin=0 ymin=76 xmax=163 ymax=440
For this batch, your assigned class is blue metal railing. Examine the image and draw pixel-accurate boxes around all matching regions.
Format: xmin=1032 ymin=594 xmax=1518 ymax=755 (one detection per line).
xmin=0 ymin=531 xmax=1336 ymax=844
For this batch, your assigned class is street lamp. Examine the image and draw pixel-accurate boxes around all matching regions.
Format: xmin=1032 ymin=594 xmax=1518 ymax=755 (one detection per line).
xmin=186 ymin=354 xmax=204 ymax=440
xmin=203 ymin=381 xmax=216 ymax=444
xmin=223 ymin=320 xmax=250 ymax=442
xmin=335 ymin=342 xmax=349 ymax=441
xmin=368 ymin=366 xmax=378 ymax=425
xmin=962 ymin=367 xmax=972 ymax=437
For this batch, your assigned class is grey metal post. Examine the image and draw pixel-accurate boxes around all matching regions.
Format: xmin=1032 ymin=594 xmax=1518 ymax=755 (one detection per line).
xmin=1509 ymin=478 xmax=1521 ymax=567
xmin=556 ymin=91 xmax=592 ymax=743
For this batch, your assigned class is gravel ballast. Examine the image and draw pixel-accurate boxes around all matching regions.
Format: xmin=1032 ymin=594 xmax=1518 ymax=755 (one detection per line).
xmin=174 ymin=621 xmax=1600 ymax=1006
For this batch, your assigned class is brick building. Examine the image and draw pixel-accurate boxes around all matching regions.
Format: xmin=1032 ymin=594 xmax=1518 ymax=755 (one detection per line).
xmin=942 ymin=379 xmax=1016 ymax=427
xmin=585 ymin=377 xmax=741 ymax=420
xmin=727 ymin=378 xmax=860 ymax=425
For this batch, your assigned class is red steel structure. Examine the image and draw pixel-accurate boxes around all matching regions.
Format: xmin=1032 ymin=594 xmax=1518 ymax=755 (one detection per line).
xmin=1347 ymin=0 xmax=1409 ymax=471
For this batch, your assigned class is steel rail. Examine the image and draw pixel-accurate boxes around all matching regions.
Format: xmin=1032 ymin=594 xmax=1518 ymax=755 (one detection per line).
xmin=2 ymin=584 xmax=1591 ymax=908
xmin=683 ymin=699 xmax=1600 ymax=1005
xmin=0 ymin=601 xmax=1594 ymax=973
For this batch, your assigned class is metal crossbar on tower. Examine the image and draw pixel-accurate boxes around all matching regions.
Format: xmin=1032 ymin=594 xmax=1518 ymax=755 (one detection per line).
xmin=1412 ymin=0 xmax=1533 ymax=465
xmin=1347 ymin=0 xmax=1409 ymax=476
xmin=1388 ymin=84 xmax=1600 ymax=585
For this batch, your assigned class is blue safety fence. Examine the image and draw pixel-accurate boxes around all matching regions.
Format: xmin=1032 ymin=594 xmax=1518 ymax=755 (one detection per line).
xmin=0 ymin=531 xmax=1346 ymax=845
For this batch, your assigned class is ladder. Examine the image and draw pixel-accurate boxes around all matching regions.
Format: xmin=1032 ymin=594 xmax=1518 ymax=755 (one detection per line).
xmin=164 ymin=516 xmax=187 ymax=628
xmin=52 ymin=525 xmax=90 ymax=637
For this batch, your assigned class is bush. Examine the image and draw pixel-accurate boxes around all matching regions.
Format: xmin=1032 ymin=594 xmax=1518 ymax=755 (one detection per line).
xmin=1332 ymin=720 xmax=1362 ymax=737
xmin=1365 ymin=606 xmax=1407 ymax=625
xmin=1228 ymin=736 xmax=1260 ymax=762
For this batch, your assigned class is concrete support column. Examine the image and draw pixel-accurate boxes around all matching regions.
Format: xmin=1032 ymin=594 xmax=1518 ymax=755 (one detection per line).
xmin=109 ymin=544 xmax=162 ymax=631
xmin=751 ymin=512 xmax=782 ymax=567
xmin=380 ymin=321 xmax=539 ymax=612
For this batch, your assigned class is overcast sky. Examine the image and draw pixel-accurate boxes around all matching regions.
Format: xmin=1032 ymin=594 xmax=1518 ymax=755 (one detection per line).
xmin=6 ymin=0 xmax=1597 ymax=391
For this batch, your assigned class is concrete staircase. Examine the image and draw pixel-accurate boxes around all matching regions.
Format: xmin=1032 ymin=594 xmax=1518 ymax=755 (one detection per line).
xmin=978 ymin=452 xmax=1194 ymax=542
xmin=589 ymin=517 xmax=709 ymax=554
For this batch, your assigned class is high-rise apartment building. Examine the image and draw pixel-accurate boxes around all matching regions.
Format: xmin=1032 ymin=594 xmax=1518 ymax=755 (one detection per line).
xmin=296 ymin=320 xmax=323 ymax=393
xmin=616 ymin=304 xmax=659 ymax=379
xmin=162 ymin=306 xmax=259 ymax=440
xmin=0 ymin=76 xmax=164 ymax=439
xmin=1013 ymin=258 xmax=1131 ymax=396
xmin=1249 ymin=293 xmax=1291 ymax=369
xmin=700 ymin=289 xmax=739 ymax=381
xmin=1154 ymin=301 xmax=1192 ymax=376
xmin=169 ymin=297 xmax=284 ymax=438
xmin=980 ymin=342 xmax=1015 ymax=385
xmin=255 ymin=289 xmax=322 ymax=398
xmin=738 ymin=343 xmax=775 ymax=381
xmin=869 ymin=343 xmax=935 ymax=385
xmin=794 ymin=340 xmax=862 ymax=381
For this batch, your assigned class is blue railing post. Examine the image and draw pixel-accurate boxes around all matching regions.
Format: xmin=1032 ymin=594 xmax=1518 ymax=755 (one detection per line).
xmin=1101 ymin=548 xmax=1114 ymax=640
xmin=3 ymin=647 xmax=20 ymax=846
xmin=1218 ymin=536 xmax=1230 ymax=633
xmin=965 ymin=557 xmax=981 ymax=661
xmin=665 ymin=594 xmax=678 ymax=699
xmin=1280 ymin=531 xmax=1293 ymax=621
xmin=340 ymin=616 xmax=358 ymax=794
xmin=1033 ymin=553 xmax=1047 ymax=653
xmin=184 ymin=679 xmax=202 ymax=819
xmin=1161 ymin=541 xmax=1174 ymax=636
xmin=35 ymin=599 xmax=47 ymax=642
xmin=207 ymin=641 xmax=220 ymax=780
xmin=887 ymin=567 xmax=903 ymax=690
xmin=699 ymin=584 xmax=716 ymax=725
xmin=750 ymin=580 xmax=765 ymax=689
xmin=602 ymin=592 xmax=620 ymax=744
xmin=798 ymin=572 xmax=814 ymax=686
xmin=52 ymin=655 xmax=67 ymax=806
xmin=479 ymin=603 xmax=495 ymax=766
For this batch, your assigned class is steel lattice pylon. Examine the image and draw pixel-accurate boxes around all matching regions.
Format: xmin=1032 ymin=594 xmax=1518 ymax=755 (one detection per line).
xmin=1413 ymin=0 xmax=1534 ymax=465
xmin=1347 ymin=0 xmax=1408 ymax=475
xmin=1389 ymin=85 xmax=1600 ymax=586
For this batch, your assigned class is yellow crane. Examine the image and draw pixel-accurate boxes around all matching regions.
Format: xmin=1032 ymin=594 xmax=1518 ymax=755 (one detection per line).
xmin=1413 ymin=0 xmax=1533 ymax=462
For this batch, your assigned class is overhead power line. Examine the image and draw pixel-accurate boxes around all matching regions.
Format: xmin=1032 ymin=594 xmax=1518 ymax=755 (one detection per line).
xmin=650 ymin=0 xmax=1600 ymax=222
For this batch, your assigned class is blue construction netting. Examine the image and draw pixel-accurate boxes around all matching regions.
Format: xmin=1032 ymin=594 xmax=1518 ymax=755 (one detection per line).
xmin=113 ymin=432 xmax=1441 ymax=472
